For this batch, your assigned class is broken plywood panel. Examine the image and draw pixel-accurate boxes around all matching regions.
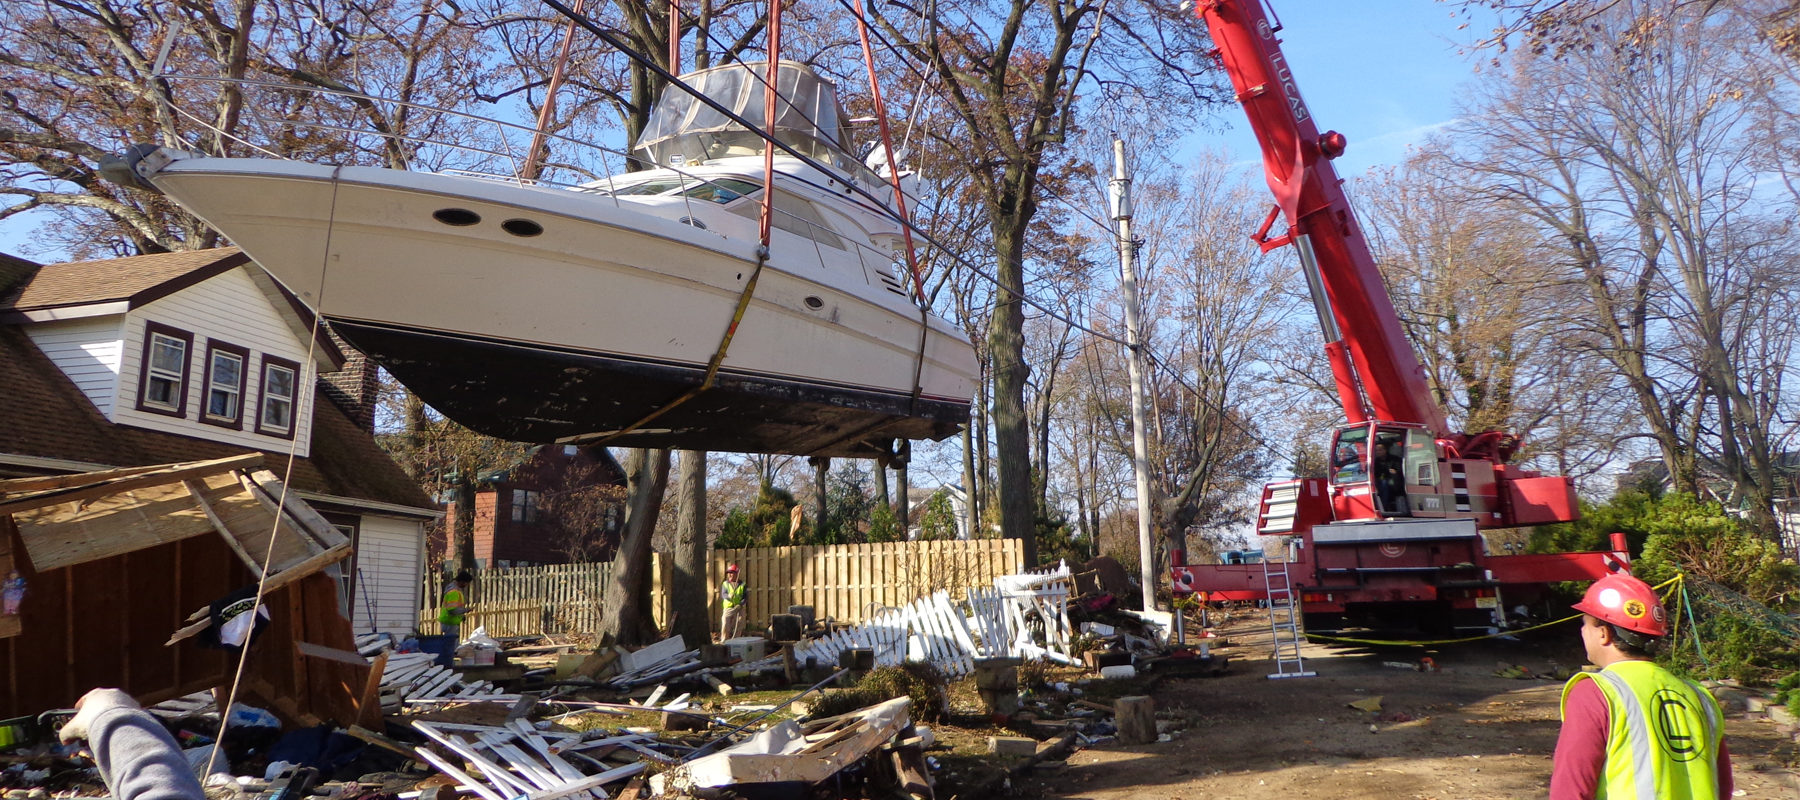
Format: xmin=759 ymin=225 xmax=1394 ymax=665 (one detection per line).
xmin=186 ymin=471 xmax=317 ymax=572
xmin=8 ymin=479 xmax=216 ymax=571
xmin=652 ymin=697 xmax=912 ymax=794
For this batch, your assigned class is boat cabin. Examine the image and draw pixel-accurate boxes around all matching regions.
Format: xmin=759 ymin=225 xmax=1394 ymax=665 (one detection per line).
xmin=634 ymin=61 xmax=877 ymax=186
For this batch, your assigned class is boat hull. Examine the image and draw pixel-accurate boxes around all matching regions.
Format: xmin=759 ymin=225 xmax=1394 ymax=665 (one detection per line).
xmin=335 ymin=319 xmax=963 ymax=456
xmin=139 ymin=155 xmax=975 ymax=456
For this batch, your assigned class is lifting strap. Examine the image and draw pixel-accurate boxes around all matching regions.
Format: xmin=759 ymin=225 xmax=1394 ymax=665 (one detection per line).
xmin=584 ymin=0 xmax=785 ymax=448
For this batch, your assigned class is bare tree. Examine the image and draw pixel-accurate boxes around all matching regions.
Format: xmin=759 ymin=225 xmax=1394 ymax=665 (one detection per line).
xmin=867 ymin=0 xmax=1220 ymax=564
xmin=1452 ymin=0 xmax=1799 ymax=530
xmin=597 ymin=447 xmax=671 ymax=645
xmin=666 ymin=450 xmax=711 ymax=645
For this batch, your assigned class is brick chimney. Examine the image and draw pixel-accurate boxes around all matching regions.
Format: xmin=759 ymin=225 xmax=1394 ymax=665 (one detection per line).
xmin=318 ymin=329 xmax=380 ymax=431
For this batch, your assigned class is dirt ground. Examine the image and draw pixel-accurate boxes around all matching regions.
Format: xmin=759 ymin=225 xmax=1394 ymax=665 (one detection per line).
xmin=1018 ymin=615 xmax=1800 ymax=800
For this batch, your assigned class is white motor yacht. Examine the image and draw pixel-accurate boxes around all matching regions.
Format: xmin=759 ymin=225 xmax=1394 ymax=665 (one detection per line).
xmin=110 ymin=61 xmax=976 ymax=457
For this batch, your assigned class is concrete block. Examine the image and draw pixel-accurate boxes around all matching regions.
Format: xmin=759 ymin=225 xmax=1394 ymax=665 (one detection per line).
xmin=1768 ymin=705 xmax=1796 ymax=727
xmin=722 ymin=636 xmax=768 ymax=662
xmin=987 ymin=736 xmax=1038 ymax=757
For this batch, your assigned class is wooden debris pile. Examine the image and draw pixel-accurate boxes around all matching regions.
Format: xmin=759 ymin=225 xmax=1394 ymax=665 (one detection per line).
xmin=652 ymin=696 xmax=931 ymax=798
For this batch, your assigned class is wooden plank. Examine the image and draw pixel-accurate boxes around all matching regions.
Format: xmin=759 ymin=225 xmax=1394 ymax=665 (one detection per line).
xmin=191 ymin=472 xmax=313 ymax=573
xmin=297 ymin=640 xmax=373 ymax=666
xmin=183 ymin=480 xmax=263 ymax=571
xmin=355 ymin=650 xmax=390 ymax=729
xmin=0 ymin=454 xmax=266 ymax=515
xmin=245 ymin=470 xmax=348 ymax=550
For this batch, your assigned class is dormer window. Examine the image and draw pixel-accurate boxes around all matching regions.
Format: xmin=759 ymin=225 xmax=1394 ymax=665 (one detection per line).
xmin=136 ymin=322 xmax=193 ymax=417
xmin=256 ymin=355 xmax=300 ymax=438
xmin=200 ymin=340 xmax=249 ymax=429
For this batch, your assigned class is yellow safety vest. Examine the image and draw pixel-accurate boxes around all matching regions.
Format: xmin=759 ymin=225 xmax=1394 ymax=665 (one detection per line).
xmin=438 ymin=588 xmax=466 ymax=625
xmin=1560 ymin=660 xmax=1724 ymax=800
xmin=723 ymin=580 xmax=745 ymax=609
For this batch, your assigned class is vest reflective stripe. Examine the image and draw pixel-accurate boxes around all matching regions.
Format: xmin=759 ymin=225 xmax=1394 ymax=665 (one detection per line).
xmin=1592 ymin=670 xmax=1662 ymax=800
xmin=1563 ymin=662 xmax=1723 ymax=800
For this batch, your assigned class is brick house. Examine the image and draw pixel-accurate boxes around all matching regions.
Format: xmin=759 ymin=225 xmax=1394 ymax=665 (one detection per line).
xmin=436 ymin=444 xmax=629 ymax=570
xmin=0 ymin=248 xmax=439 ymax=634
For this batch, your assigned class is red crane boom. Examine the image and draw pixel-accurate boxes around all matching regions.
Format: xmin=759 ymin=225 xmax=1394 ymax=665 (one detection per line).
xmin=1168 ymin=0 xmax=1622 ymax=636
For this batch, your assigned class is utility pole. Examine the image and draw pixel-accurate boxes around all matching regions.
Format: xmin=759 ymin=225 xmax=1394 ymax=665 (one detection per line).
xmin=1110 ymin=136 xmax=1157 ymax=613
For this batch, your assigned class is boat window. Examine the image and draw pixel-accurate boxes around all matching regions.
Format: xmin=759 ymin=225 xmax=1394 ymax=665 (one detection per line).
xmin=729 ymin=192 xmax=845 ymax=250
xmin=682 ymin=178 xmax=761 ymax=204
xmin=613 ymin=180 xmax=684 ymax=196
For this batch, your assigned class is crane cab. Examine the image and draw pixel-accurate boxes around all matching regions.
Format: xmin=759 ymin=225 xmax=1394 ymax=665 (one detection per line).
xmin=1326 ymin=422 xmax=1581 ymax=527
xmin=1329 ymin=422 xmax=1457 ymax=522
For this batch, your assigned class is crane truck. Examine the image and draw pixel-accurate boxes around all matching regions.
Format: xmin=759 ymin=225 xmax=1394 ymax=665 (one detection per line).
xmin=1168 ymin=0 xmax=1630 ymax=635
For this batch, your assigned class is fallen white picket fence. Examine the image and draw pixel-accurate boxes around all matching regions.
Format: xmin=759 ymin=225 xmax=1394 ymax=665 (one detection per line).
xmin=786 ymin=562 xmax=1082 ymax=677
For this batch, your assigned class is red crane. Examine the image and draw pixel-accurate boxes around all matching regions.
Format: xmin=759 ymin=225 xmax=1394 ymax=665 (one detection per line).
xmin=1170 ymin=0 xmax=1627 ymax=635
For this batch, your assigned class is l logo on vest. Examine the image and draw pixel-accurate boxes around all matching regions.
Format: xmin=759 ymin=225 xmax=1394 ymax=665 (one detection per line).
xmin=1651 ymin=688 xmax=1702 ymax=761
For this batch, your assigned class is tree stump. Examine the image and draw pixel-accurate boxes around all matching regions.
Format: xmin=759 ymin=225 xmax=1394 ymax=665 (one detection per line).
xmin=1115 ymin=695 xmax=1156 ymax=745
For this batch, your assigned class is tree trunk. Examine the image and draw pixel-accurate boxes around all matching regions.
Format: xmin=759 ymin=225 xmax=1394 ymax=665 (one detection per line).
xmin=961 ymin=424 xmax=979 ymax=539
xmin=668 ymin=450 xmax=712 ymax=647
xmin=598 ymin=448 xmax=671 ymax=646
xmin=875 ymin=454 xmax=891 ymax=515
xmin=989 ymin=211 xmax=1036 ymax=565
xmin=895 ymin=441 xmax=911 ymax=536
xmin=811 ymin=456 xmax=828 ymax=542
xmin=454 ymin=478 xmax=477 ymax=577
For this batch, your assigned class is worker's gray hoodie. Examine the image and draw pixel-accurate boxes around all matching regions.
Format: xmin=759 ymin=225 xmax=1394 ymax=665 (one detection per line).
xmin=87 ymin=706 xmax=206 ymax=800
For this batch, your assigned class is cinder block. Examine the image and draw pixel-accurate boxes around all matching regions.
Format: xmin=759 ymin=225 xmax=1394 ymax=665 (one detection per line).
xmin=987 ymin=736 xmax=1038 ymax=757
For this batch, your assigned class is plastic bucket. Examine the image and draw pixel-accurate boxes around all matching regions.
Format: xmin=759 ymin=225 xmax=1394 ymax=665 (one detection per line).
xmin=415 ymin=634 xmax=456 ymax=667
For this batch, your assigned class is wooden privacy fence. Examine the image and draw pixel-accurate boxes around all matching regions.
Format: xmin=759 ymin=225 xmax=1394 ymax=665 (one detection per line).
xmin=419 ymin=539 xmax=1024 ymax=637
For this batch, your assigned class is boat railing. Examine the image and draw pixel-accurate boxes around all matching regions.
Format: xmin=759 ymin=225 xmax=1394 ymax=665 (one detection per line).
xmin=152 ymin=73 xmax=924 ymax=303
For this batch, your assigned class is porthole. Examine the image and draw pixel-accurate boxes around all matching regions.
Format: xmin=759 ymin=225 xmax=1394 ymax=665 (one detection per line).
xmin=804 ymin=296 xmax=824 ymax=309
xmin=433 ymin=208 xmax=481 ymax=226
xmin=502 ymin=218 xmax=544 ymax=237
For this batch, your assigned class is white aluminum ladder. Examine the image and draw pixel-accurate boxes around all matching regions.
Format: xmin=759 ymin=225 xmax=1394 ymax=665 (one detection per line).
xmin=1262 ymin=554 xmax=1316 ymax=679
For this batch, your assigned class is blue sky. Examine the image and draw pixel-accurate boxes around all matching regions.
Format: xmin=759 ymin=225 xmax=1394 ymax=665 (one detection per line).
xmin=0 ymin=1 xmax=1493 ymax=261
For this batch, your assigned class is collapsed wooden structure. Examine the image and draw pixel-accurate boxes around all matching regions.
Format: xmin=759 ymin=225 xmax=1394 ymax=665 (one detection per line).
xmin=0 ymin=455 xmax=378 ymax=724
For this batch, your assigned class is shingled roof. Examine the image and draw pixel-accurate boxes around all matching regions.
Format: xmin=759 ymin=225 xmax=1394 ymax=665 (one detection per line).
xmin=0 ymin=248 xmax=250 ymax=313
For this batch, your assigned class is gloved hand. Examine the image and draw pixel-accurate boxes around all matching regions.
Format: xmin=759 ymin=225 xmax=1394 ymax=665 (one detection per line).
xmin=58 ymin=688 xmax=141 ymax=743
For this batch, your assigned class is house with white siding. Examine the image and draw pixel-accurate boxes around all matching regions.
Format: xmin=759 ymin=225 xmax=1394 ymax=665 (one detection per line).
xmin=0 ymin=248 xmax=438 ymax=635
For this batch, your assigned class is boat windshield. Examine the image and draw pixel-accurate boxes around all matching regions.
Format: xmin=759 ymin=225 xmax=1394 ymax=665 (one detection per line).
xmin=636 ymin=61 xmax=876 ymax=184
xmin=601 ymin=177 xmax=762 ymax=204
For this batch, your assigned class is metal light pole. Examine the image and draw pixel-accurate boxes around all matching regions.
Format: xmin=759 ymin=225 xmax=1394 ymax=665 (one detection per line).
xmin=1110 ymin=137 xmax=1157 ymax=613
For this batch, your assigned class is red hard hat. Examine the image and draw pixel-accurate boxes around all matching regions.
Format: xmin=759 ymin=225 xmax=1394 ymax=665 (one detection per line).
xmin=1572 ymin=572 xmax=1668 ymax=637
xmin=726 ymin=563 xmax=738 ymax=572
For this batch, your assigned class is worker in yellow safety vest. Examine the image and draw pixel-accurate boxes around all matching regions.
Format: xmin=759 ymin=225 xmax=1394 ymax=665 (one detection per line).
xmin=438 ymin=570 xmax=472 ymax=641
xmin=719 ymin=563 xmax=745 ymax=641
xmin=1551 ymin=572 xmax=1733 ymax=799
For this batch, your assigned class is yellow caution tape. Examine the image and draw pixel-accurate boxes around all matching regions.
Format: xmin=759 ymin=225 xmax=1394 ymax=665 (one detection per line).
xmin=1298 ymin=574 xmax=1683 ymax=648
